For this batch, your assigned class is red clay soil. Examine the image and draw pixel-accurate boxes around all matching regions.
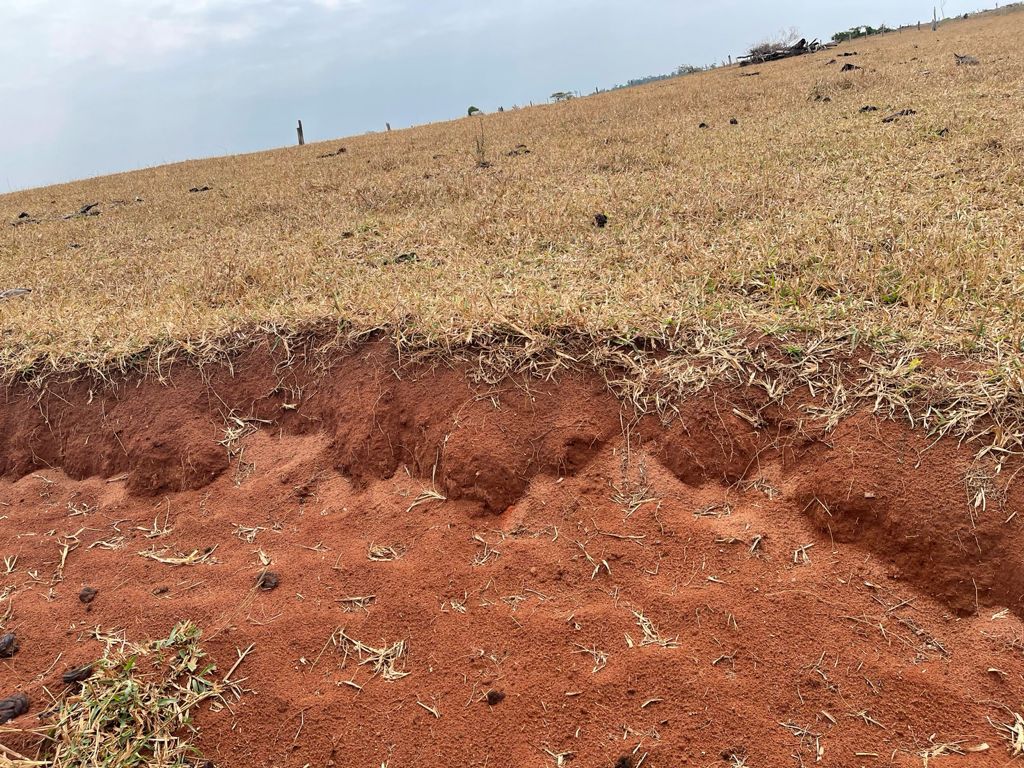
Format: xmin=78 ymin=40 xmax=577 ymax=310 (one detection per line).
xmin=1 ymin=340 xmax=1023 ymax=767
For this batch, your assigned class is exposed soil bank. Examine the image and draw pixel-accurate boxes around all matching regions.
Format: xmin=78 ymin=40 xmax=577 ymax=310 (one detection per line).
xmin=0 ymin=341 xmax=1022 ymax=766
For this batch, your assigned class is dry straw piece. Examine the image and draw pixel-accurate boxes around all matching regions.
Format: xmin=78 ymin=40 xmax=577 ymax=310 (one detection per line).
xmin=366 ymin=543 xmax=403 ymax=562
xmin=138 ymin=546 xmax=218 ymax=566
xmin=332 ymin=628 xmax=409 ymax=682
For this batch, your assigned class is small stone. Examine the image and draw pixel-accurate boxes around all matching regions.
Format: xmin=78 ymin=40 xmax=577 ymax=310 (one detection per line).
xmin=257 ymin=571 xmax=280 ymax=591
xmin=62 ymin=664 xmax=94 ymax=686
xmin=0 ymin=633 xmax=17 ymax=658
xmin=0 ymin=692 xmax=29 ymax=724
xmin=485 ymin=689 xmax=505 ymax=706
xmin=882 ymin=108 xmax=917 ymax=124
xmin=594 ymin=213 xmax=608 ymax=228
xmin=79 ymin=586 xmax=98 ymax=604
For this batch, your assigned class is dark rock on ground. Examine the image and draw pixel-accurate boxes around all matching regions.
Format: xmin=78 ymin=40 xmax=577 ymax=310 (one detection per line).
xmin=0 ymin=693 xmax=28 ymax=724
xmin=257 ymin=571 xmax=280 ymax=591
xmin=0 ymin=633 xmax=17 ymax=658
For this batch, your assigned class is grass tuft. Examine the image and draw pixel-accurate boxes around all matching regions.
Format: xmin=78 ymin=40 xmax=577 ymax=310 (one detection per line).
xmin=0 ymin=622 xmax=224 ymax=768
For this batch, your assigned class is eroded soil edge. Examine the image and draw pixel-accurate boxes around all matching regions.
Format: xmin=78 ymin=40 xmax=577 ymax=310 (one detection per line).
xmin=1 ymin=341 xmax=1022 ymax=766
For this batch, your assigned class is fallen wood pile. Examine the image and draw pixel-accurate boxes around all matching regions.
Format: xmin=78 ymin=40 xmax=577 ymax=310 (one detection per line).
xmin=739 ymin=38 xmax=834 ymax=66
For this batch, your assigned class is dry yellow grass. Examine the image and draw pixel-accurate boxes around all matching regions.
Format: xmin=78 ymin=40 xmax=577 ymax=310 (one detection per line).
xmin=2 ymin=10 xmax=1024 ymax=448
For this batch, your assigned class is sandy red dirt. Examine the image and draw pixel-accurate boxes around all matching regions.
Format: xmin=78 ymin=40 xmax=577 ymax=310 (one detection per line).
xmin=1 ymin=341 xmax=1023 ymax=766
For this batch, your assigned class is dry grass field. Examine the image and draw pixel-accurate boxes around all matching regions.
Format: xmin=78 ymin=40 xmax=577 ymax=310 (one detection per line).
xmin=2 ymin=11 xmax=1024 ymax=445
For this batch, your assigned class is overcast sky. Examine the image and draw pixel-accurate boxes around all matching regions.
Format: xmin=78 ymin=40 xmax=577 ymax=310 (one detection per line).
xmin=1 ymin=0 xmax=996 ymax=191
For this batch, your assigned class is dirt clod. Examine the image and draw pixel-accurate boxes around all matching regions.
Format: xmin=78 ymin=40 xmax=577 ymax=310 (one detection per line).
xmin=0 ymin=633 xmax=18 ymax=658
xmin=841 ymin=63 xmax=862 ymax=72
xmin=188 ymin=186 xmax=212 ymax=193
xmin=882 ymin=108 xmax=917 ymax=123
xmin=257 ymin=571 xmax=280 ymax=591
xmin=317 ymin=147 xmax=348 ymax=158
xmin=485 ymin=689 xmax=505 ymax=706
xmin=62 ymin=203 xmax=99 ymax=220
xmin=0 ymin=692 xmax=28 ymax=724
xmin=79 ymin=586 xmax=98 ymax=604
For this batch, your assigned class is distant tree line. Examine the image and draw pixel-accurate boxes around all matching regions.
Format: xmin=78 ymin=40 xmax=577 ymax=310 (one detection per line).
xmin=831 ymin=24 xmax=893 ymax=42
xmin=606 ymin=63 xmax=713 ymax=92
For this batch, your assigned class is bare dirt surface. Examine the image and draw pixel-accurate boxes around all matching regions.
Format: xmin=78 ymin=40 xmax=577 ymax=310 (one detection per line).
xmin=1 ymin=341 xmax=1023 ymax=766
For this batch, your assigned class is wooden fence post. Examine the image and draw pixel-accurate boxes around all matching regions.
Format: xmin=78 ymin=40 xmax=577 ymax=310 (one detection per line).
xmin=297 ymin=120 xmax=305 ymax=146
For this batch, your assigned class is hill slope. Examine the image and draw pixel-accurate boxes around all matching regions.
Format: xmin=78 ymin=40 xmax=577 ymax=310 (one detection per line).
xmin=3 ymin=11 xmax=1024 ymax=381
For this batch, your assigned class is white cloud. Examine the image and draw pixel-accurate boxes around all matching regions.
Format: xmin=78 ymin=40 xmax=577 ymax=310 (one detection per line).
xmin=1 ymin=0 xmax=370 ymax=84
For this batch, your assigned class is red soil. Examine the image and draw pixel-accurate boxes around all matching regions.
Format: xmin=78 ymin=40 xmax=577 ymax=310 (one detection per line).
xmin=1 ymin=341 xmax=1023 ymax=766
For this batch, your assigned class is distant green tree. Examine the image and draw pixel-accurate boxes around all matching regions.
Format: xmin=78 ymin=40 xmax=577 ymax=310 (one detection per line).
xmin=831 ymin=24 xmax=891 ymax=42
xmin=467 ymin=106 xmax=482 ymax=117
xmin=550 ymin=91 xmax=575 ymax=102
xmin=609 ymin=64 xmax=710 ymax=91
